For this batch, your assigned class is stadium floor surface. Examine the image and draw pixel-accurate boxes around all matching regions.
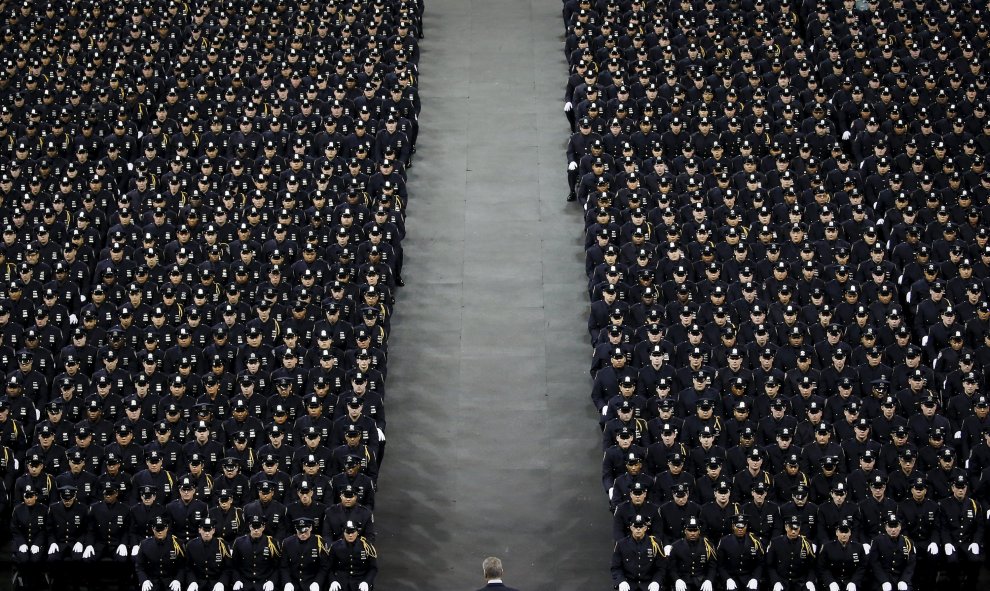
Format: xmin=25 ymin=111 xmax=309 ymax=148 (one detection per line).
xmin=372 ymin=0 xmax=613 ymax=589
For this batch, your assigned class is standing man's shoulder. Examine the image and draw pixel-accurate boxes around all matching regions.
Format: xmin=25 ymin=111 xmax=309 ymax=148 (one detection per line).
xmin=478 ymin=585 xmax=522 ymax=591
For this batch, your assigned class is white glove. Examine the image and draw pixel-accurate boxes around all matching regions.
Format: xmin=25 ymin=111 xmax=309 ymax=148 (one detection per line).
xmin=619 ymin=583 xmax=631 ymax=591
xmin=806 ymin=583 xmax=815 ymax=591
xmin=213 ymin=585 xmax=224 ymax=591
xmin=127 ymin=163 xmax=135 ymax=172
xmin=945 ymin=543 xmax=955 ymax=556
xmin=727 ymin=580 xmax=738 ymax=590
xmin=142 ymin=582 xmax=153 ymax=591
xmin=68 ymin=314 xmax=77 ymax=325
xmin=132 ymin=545 xmax=140 ymax=556
xmin=83 ymin=545 xmax=95 ymax=558
xmin=664 ymin=545 xmax=672 ymax=555
xmin=846 ymin=584 xmax=856 ymax=591
xmin=986 ymin=509 xmax=990 ymax=519
xmin=830 ymin=583 xmax=840 ymax=591
xmin=358 ymin=584 xmax=369 ymax=591
xmin=749 ymin=580 xmax=759 ymax=590
xmin=676 ymin=579 xmax=688 ymax=591
xmin=30 ymin=545 xmax=39 ymax=554
xmin=881 ymin=584 xmax=891 ymax=591
xmin=17 ymin=544 xmax=27 ymax=553
xmin=233 ymin=583 xmax=244 ymax=591
xmin=649 ymin=584 xmax=661 ymax=591
xmin=263 ymin=582 xmax=274 ymax=591
xmin=329 ymin=583 xmax=341 ymax=591
xmin=968 ymin=543 xmax=980 ymax=555
xmin=564 ymin=102 xmax=573 ymax=112
xmin=283 ymin=585 xmax=293 ymax=591
xmin=928 ymin=543 xmax=938 ymax=555
xmin=897 ymin=583 xmax=908 ymax=591
xmin=377 ymin=427 xmax=385 ymax=442
xmin=72 ymin=542 xmax=83 ymax=553
xmin=842 ymin=131 xmax=851 ymax=141
xmin=48 ymin=543 xmax=59 ymax=555
xmin=189 ymin=584 xmax=199 ymax=591
xmin=309 ymin=584 xmax=319 ymax=591
xmin=862 ymin=543 xmax=871 ymax=555
xmin=116 ymin=544 xmax=128 ymax=557
xmin=955 ymin=431 xmax=962 ymax=440
xmin=774 ymin=583 xmax=784 ymax=591
xmin=702 ymin=581 xmax=713 ymax=591
xmin=568 ymin=161 xmax=578 ymax=171
xmin=812 ymin=543 xmax=818 ymax=552
xmin=170 ymin=581 xmax=182 ymax=591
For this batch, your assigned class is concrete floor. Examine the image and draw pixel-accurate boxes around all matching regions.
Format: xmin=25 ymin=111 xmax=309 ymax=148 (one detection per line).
xmin=372 ymin=0 xmax=613 ymax=589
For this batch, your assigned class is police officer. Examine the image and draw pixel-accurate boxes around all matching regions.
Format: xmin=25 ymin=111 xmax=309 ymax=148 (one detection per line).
xmin=328 ymin=520 xmax=378 ymax=591
xmin=47 ymin=485 xmax=87 ymax=572
xmin=715 ymin=514 xmax=764 ymax=591
xmin=896 ymin=478 xmax=939 ymax=591
xmin=869 ymin=515 xmax=915 ymax=591
xmin=11 ymin=484 xmax=48 ymax=587
xmin=816 ymin=519 xmax=865 ymax=591
xmin=231 ymin=514 xmax=283 ymax=591
xmin=668 ymin=516 xmax=717 ymax=591
xmin=135 ymin=515 xmax=186 ymax=591
xmin=938 ymin=475 xmax=984 ymax=587
xmin=767 ymin=516 xmax=817 ymax=591
xmin=183 ymin=518 xmax=231 ymax=591
xmin=280 ymin=517 xmax=330 ymax=591
xmin=610 ymin=514 xmax=666 ymax=591
xmin=323 ymin=485 xmax=376 ymax=542
xmin=86 ymin=481 xmax=132 ymax=561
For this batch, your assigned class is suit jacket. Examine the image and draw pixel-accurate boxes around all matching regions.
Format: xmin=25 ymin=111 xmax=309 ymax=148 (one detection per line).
xmin=477 ymin=583 xmax=522 ymax=591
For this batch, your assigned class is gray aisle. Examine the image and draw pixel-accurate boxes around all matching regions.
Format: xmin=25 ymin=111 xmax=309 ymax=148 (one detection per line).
xmin=372 ymin=0 xmax=613 ymax=589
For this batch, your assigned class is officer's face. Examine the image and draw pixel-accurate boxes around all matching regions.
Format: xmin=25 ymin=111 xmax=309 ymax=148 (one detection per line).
xmin=153 ymin=525 xmax=169 ymax=540
xmin=200 ymin=527 xmax=215 ymax=542
xmin=630 ymin=523 xmax=647 ymax=540
xmin=836 ymin=528 xmax=851 ymax=543
xmin=344 ymin=529 xmax=359 ymax=543
xmin=684 ymin=527 xmax=700 ymax=541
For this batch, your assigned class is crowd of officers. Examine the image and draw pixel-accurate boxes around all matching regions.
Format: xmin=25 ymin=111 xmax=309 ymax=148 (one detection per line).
xmin=0 ymin=0 xmax=428 ymax=589
xmin=562 ymin=0 xmax=990 ymax=590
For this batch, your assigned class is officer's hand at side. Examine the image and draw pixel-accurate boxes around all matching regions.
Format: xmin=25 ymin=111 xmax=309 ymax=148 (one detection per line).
xmin=329 ymin=582 xmax=341 ymax=591
xmin=805 ymin=582 xmax=815 ymax=591
xmin=846 ymin=584 xmax=856 ymax=591
xmin=309 ymin=584 xmax=319 ymax=591
xmin=568 ymin=162 xmax=578 ymax=171
xmin=862 ymin=543 xmax=870 ymax=554
xmin=48 ymin=543 xmax=59 ymax=555
xmin=142 ymin=581 xmax=154 ymax=591
xmin=83 ymin=545 xmax=95 ymax=559
xmin=968 ymin=543 xmax=980 ymax=555
xmin=675 ymin=579 xmax=687 ymax=591
xmin=664 ymin=545 xmax=672 ymax=555
xmin=72 ymin=542 xmax=83 ymax=553
xmin=232 ymin=582 xmax=244 ymax=591
xmin=116 ymin=544 xmax=128 ymax=557
xmin=188 ymin=583 xmax=199 ymax=591
xmin=773 ymin=583 xmax=784 ymax=591
xmin=29 ymin=545 xmax=39 ymax=554
xmin=212 ymin=584 xmax=224 ymax=591
xmin=944 ymin=544 xmax=955 ymax=556
xmin=618 ymin=582 xmax=631 ymax=591
xmin=283 ymin=584 xmax=294 ymax=591
xmin=881 ymin=582 xmax=892 ymax=591
xmin=829 ymin=583 xmax=840 ymax=591
xmin=748 ymin=579 xmax=758 ymax=590
xmin=169 ymin=580 xmax=181 ymax=591
xmin=262 ymin=581 xmax=274 ymax=591
xmin=701 ymin=580 xmax=713 ymax=591
xmin=897 ymin=583 xmax=908 ymax=591
xmin=927 ymin=543 xmax=938 ymax=555
xmin=726 ymin=579 xmax=737 ymax=590
xmin=358 ymin=583 xmax=369 ymax=591
xmin=132 ymin=546 xmax=140 ymax=556
xmin=648 ymin=583 xmax=660 ymax=591
xmin=564 ymin=102 xmax=573 ymax=113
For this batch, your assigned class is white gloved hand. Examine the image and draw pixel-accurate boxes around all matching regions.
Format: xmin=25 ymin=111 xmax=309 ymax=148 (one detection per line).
xmin=842 ymin=131 xmax=851 ymax=141
xmin=806 ymin=583 xmax=815 ymax=591
xmin=928 ymin=543 xmax=938 ymax=555
xmin=664 ymin=545 xmax=673 ymax=555
xmin=329 ymin=583 xmax=341 ymax=591
xmin=142 ymin=582 xmax=154 ymax=591
xmin=568 ymin=161 xmax=578 ymax=171
xmin=358 ymin=584 xmax=369 ymax=591
xmin=309 ymin=584 xmax=319 ymax=591
xmin=846 ymin=584 xmax=856 ymax=591
xmin=68 ymin=314 xmax=78 ymax=325
xmin=863 ymin=543 xmax=871 ymax=555
xmin=17 ymin=544 xmax=27 ymax=553
xmin=749 ymin=580 xmax=759 ymax=590
xmin=881 ymin=584 xmax=891 ymax=591
xmin=116 ymin=544 xmax=128 ymax=557
xmin=212 ymin=585 xmax=224 ymax=591
xmin=954 ymin=431 xmax=962 ymax=440
xmin=608 ymin=487 xmax=613 ymax=499
xmin=987 ymin=509 xmax=990 ymax=519
xmin=968 ymin=543 xmax=980 ymax=555
xmin=30 ymin=545 xmax=39 ymax=554
xmin=564 ymin=102 xmax=573 ymax=112
xmin=649 ymin=583 xmax=661 ymax=591
xmin=945 ymin=544 xmax=955 ymax=556
xmin=812 ymin=543 xmax=818 ymax=552
xmin=897 ymin=583 xmax=908 ymax=591
xmin=83 ymin=545 xmax=95 ymax=558
xmin=189 ymin=583 xmax=199 ymax=591
xmin=727 ymin=580 xmax=738 ymax=591
xmin=263 ymin=582 xmax=274 ymax=591
xmin=72 ymin=542 xmax=83 ymax=553
xmin=170 ymin=581 xmax=182 ymax=591
xmin=676 ymin=579 xmax=688 ymax=591
xmin=774 ymin=583 xmax=784 ymax=591
xmin=618 ymin=583 xmax=631 ymax=591
xmin=830 ymin=583 xmax=840 ymax=591
xmin=283 ymin=584 xmax=293 ymax=591
xmin=702 ymin=581 xmax=713 ymax=591
xmin=132 ymin=546 xmax=140 ymax=556
xmin=48 ymin=543 xmax=59 ymax=555
xmin=233 ymin=583 xmax=244 ymax=591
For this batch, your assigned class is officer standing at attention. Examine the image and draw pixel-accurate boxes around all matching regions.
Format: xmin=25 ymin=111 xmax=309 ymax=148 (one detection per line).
xmin=328 ymin=520 xmax=378 ymax=591
xmin=610 ymin=514 xmax=666 ymax=591
xmin=816 ymin=519 xmax=865 ymax=591
xmin=183 ymin=518 xmax=231 ymax=591
xmin=668 ymin=516 xmax=717 ymax=591
xmin=231 ymin=515 xmax=282 ymax=591
xmin=767 ymin=516 xmax=817 ymax=591
xmin=716 ymin=515 xmax=764 ymax=591
xmin=280 ymin=517 xmax=330 ymax=591
xmin=869 ymin=515 xmax=915 ymax=591
xmin=937 ymin=475 xmax=984 ymax=587
xmin=135 ymin=516 xmax=185 ymax=591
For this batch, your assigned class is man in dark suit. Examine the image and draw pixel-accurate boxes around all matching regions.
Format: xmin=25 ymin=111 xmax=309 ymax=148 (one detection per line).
xmin=478 ymin=556 xmax=522 ymax=591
